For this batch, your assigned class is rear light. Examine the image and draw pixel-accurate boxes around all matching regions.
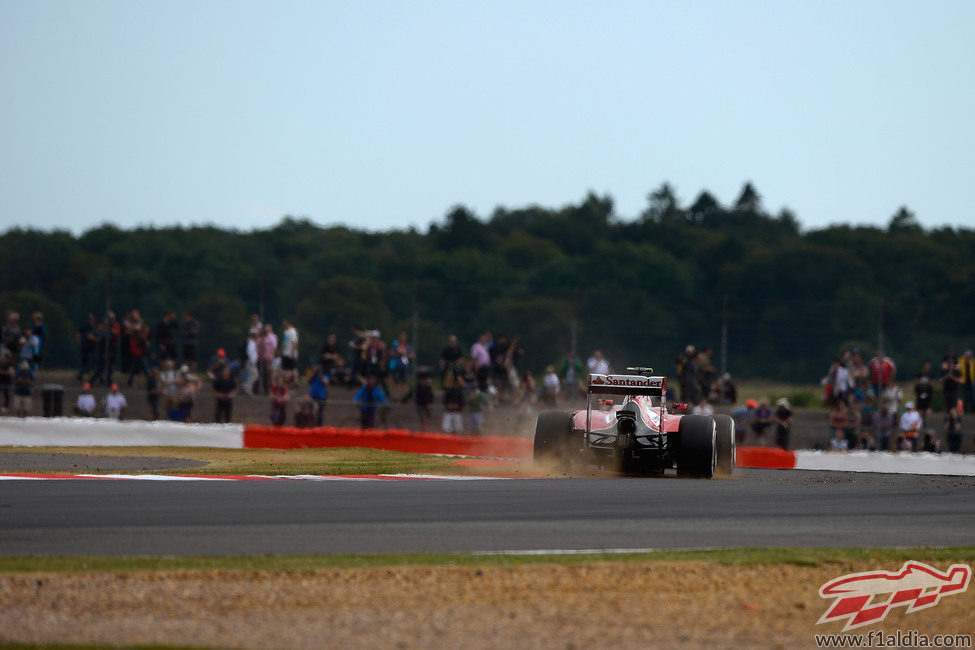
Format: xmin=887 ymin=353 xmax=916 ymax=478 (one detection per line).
xmin=673 ymin=403 xmax=688 ymax=411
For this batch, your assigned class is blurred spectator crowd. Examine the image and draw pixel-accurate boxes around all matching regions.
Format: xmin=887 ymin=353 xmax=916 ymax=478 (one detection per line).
xmin=821 ymin=347 xmax=971 ymax=454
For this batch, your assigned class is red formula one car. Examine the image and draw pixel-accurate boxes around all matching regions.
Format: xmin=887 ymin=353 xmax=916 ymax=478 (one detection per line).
xmin=533 ymin=367 xmax=734 ymax=478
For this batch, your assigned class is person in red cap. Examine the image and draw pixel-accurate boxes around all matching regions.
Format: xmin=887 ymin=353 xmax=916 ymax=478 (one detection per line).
xmin=75 ymin=382 xmax=96 ymax=417
xmin=730 ymin=399 xmax=757 ymax=445
xmin=206 ymin=348 xmax=228 ymax=381
xmin=104 ymin=383 xmax=127 ymax=420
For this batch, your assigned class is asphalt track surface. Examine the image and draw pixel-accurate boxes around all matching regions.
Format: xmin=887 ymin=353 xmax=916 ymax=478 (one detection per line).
xmin=2 ymin=469 xmax=974 ymax=556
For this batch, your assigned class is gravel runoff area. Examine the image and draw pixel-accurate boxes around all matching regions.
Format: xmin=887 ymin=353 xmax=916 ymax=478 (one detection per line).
xmin=2 ymin=561 xmax=973 ymax=649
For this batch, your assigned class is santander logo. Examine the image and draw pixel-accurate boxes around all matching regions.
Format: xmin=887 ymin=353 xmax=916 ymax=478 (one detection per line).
xmin=589 ymin=374 xmax=663 ymax=389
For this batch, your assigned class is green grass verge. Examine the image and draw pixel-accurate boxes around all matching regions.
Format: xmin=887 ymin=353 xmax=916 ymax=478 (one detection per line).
xmin=2 ymin=546 xmax=974 ymax=573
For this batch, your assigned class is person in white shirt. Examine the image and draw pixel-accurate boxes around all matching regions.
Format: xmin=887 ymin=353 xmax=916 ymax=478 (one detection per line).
xmin=104 ymin=383 xmax=127 ymax=420
xmin=281 ymin=319 xmax=299 ymax=386
xmin=899 ymin=401 xmax=922 ymax=451
xmin=243 ymin=331 xmax=260 ymax=395
xmin=75 ymin=383 xmax=96 ymax=416
xmin=587 ymin=350 xmax=610 ymax=375
xmin=542 ymin=365 xmax=560 ymax=405
xmin=692 ymin=398 xmax=714 ymax=416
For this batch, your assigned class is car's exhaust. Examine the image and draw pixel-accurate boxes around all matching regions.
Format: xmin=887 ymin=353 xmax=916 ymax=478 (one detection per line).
xmin=617 ymin=409 xmax=637 ymax=448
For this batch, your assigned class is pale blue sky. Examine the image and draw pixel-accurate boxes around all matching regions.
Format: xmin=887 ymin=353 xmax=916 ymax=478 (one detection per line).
xmin=2 ymin=0 xmax=973 ymax=234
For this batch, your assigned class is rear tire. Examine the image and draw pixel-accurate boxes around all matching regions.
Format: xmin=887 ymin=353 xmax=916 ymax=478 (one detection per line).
xmin=676 ymin=415 xmax=716 ymax=479
xmin=715 ymin=414 xmax=735 ymax=476
xmin=533 ymin=410 xmax=577 ymax=468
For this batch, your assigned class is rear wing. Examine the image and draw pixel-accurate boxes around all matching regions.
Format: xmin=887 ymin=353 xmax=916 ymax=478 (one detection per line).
xmin=588 ymin=373 xmax=665 ymax=397
xmin=586 ymin=373 xmax=667 ymax=435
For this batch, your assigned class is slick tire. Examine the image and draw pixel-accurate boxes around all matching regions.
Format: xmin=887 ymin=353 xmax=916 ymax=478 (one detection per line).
xmin=676 ymin=415 xmax=716 ymax=479
xmin=714 ymin=414 xmax=735 ymax=476
xmin=533 ymin=410 xmax=576 ymax=468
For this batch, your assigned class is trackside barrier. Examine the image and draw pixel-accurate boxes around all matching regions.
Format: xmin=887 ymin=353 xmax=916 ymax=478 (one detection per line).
xmin=735 ymin=447 xmax=797 ymax=469
xmin=0 ymin=417 xmax=245 ymax=448
xmin=243 ymin=425 xmax=534 ymax=458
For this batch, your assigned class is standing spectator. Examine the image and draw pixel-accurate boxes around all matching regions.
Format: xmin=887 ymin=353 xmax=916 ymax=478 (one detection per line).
xmin=881 ymin=383 xmax=903 ymax=417
xmin=76 ymin=314 xmax=98 ymax=380
xmin=868 ymin=353 xmax=896 ymax=396
xmin=103 ymin=383 xmax=127 ymax=420
xmin=731 ymin=399 xmax=756 ymax=445
xmin=750 ymin=399 xmax=773 ymax=446
xmin=247 ymin=313 xmax=263 ymax=338
xmin=774 ymin=398 xmax=793 ymax=450
xmin=104 ymin=311 xmax=121 ymax=386
xmin=319 ymin=333 xmax=342 ymax=377
xmin=307 ymin=364 xmax=329 ymax=427
xmin=212 ymin=366 xmax=237 ymax=423
xmin=439 ymin=334 xmax=464 ymax=381
xmin=126 ymin=324 xmax=151 ymax=387
xmin=258 ymin=324 xmax=278 ymax=394
xmin=362 ymin=331 xmax=387 ymax=385
xmin=75 ymin=382 xmax=96 ymax=417
xmin=121 ymin=309 xmax=143 ymax=375
xmin=832 ymin=360 xmax=850 ymax=405
xmin=541 ymin=365 xmax=560 ymax=406
xmin=922 ymin=431 xmax=941 ymax=453
xmin=348 ymin=325 xmax=368 ymax=383
xmin=280 ymin=319 xmax=299 ymax=385
xmin=959 ymin=350 xmax=975 ymax=414
xmin=587 ymin=349 xmax=610 ymax=376
xmin=914 ymin=362 xmax=935 ymax=428
xmin=442 ymin=374 xmax=465 ymax=434
xmin=490 ymin=334 xmax=511 ymax=391
xmin=899 ymin=401 xmax=922 ymax=451
xmin=18 ymin=327 xmax=39 ymax=371
xmin=156 ymin=312 xmax=178 ymax=361
xmin=88 ymin=320 xmax=108 ymax=385
xmin=12 ymin=361 xmax=33 ymax=417
xmin=160 ymin=360 xmax=181 ymax=419
xmin=388 ymin=331 xmax=414 ymax=395
xmin=354 ymin=374 xmax=386 ymax=429
xmin=29 ymin=312 xmax=45 ymax=367
xmin=243 ymin=331 xmax=260 ymax=395
xmin=941 ymin=350 xmax=962 ymax=413
xmin=205 ymin=348 xmax=229 ymax=381
xmin=269 ymin=371 xmax=289 ymax=425
xmin=467 ymin=384 xmax=492 ymax=434
xmin=0 ymin=349 xmax=13 ymax=414
xmin=559 ymin=351 xmax=585 ymax=400
xmin=402 ymin=370 xmax=435 ymax=431
xmin=2 ymin=311 xmax=22 ymax=358
xmin=470 ymin=332 xmax=492 ymax=391
xmin=146 ymin=366 xmax=162 ymax=420
xmin=945 ymin=405 xmax=963 ymax=454
xmin=181 ymin=311 xmax=200 ymax=370
xmin=176 ymin=366 xmax=201 ymax=423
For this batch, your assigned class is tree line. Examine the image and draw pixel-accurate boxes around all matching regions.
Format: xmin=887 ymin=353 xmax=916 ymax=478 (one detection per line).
xmin=2 ymin=182 xmax=973 ymax=383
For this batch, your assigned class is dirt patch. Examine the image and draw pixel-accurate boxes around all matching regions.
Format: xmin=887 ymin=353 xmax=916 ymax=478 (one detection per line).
xmin=1 ymin=561 xmax=972 ymax=649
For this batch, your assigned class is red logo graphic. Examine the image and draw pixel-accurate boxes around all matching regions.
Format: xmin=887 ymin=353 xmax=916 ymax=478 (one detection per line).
xmin=591 ymin=375 xmax=605 ymax=385
xmin=817 ymin=561 xmax=970 ymax=631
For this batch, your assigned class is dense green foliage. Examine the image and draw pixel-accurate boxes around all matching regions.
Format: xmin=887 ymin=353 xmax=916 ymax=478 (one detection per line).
xmin=2 ymin=183 xmax=973 ymax=381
